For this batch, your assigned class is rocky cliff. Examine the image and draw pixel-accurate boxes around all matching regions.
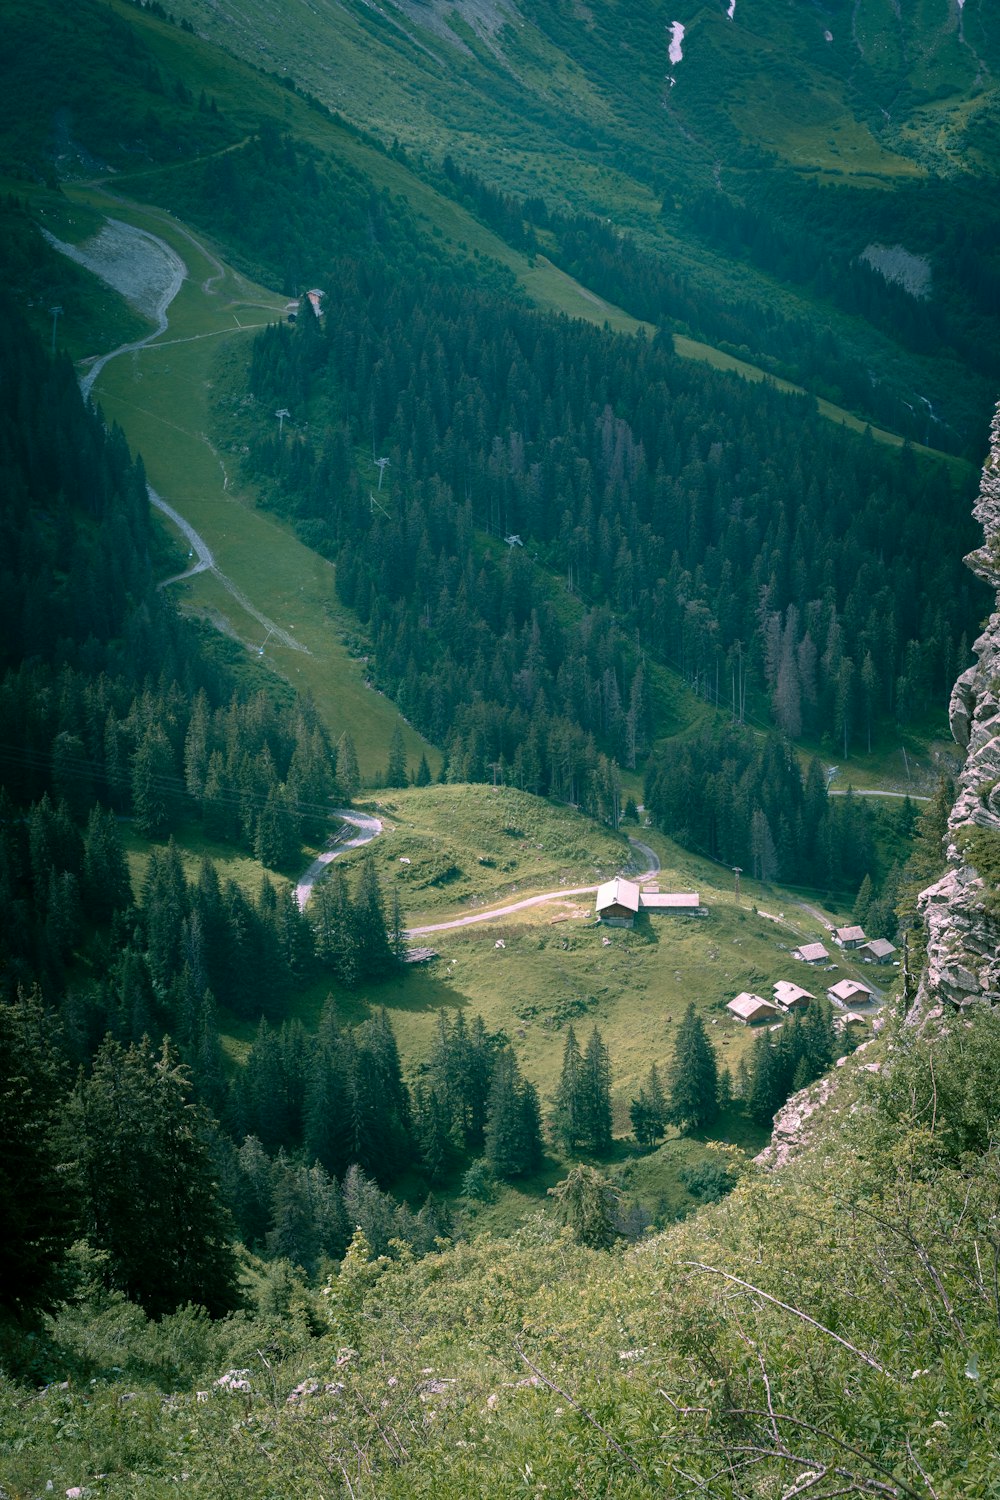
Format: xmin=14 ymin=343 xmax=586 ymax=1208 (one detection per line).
xmin=916 ymin=401 xmax=1000 ymax=1018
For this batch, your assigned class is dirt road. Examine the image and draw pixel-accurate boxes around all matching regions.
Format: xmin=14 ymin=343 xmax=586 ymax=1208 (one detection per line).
xmin=404 ymin=834 xmax=660 ymax=937
xmin=295 ymin=810 xmax=384 ymax=911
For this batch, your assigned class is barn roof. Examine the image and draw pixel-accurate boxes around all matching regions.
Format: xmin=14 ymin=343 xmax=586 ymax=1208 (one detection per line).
xmin=595 ymin=877 xmax=641 ymax=913
xmin=773 ymin=981 xmax=815 ymax=1006
xmin=862 ymin=938 xmax=897 ymax=959
xmin=828 ymin=978 xmax=875 ymax=1003
xmin=727 ymin=992 xmax=780 ymax=1022
xmin=794 ymin=941 xmax=830 ymax=962
xmin=834 ymin=925 xmax=867 ymax=944
xmin=640 ymin=891 xmax=700 ymax=910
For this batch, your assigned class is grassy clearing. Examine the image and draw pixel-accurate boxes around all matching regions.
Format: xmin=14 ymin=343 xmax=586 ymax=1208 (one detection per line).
xmin=293 ymin=799 xmax=883 ymax=1107
xmin=61 ymin=186 xmax=436 ymax=778
xmin=794 ymin=715 xmax=962 ymax=797
xmin=121 ymin=819 xmax=299 ymax=902
xmin=334 ymin=784 xmax=631 ymax=924
xmin=523 ymin=256 xmax=656 ymax=337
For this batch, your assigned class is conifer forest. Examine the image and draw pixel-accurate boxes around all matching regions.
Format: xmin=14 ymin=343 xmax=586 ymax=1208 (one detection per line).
xmin=3 ymin=0 xmax=1000 ymax=1494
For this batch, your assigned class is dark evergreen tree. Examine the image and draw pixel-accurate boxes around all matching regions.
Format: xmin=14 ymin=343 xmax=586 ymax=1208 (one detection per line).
xmin=580 ymin=1025 xmax=614 ymax=1154
xmin=551 ymin=1024 xmax=585 ymax=1153
xmin=630 ymin=1062 xmax=667 ymax=1148
xmin=0 ymin=990 xmax=79 ymax=1314
xmin=483 ymin=1046 xmax=543 ymax=1180
xmin=666 ymin=1004 xmax=720 ymax=1133
xmin=74 ymin=1035 xmax=240 ymax=1317
xmin=385 ymin=726 xmax=408 ymax=788
xmin=548 ymin=1164 xmax=620 ymax=1249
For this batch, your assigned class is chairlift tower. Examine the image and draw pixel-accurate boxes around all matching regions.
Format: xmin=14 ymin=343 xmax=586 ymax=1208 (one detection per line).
xmin=275 ymin=407 xmax=290 ymax=438
xmin=50 ymin=305 xmax=63 ymax=357
xmin=375 ymin=456 xmax=390 ymax=491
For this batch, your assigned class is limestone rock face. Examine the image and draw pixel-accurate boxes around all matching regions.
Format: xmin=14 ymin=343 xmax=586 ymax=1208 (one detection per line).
xmin=914 ymin=402 xmax=1000 ymax=1018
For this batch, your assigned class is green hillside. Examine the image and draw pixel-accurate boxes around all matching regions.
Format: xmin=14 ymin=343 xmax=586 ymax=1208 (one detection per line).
xmin=2 ymin=3 xmax=999 ymax=1495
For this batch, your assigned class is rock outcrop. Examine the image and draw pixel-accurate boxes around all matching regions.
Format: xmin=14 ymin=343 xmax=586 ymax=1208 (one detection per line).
xmin=914 ymin=401 xmax=1000 ymax=1017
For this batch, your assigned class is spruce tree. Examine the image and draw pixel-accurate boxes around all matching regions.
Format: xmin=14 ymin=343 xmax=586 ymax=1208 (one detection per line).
xmin=551 ymin=1025 xmax=584 ymax=1153
xmin=665 ymin=1003 xmax=720 ymax=1133
xmin=0 ymin=990 xmax=79 ymax=1314
xmin=548 ymin=1165 xmax=620 ymax=1249
xmin=581 ymin=1025 xmax=613 ymax=1154
xmin=74 ymin=1035 xmax=240 ymax=1317
xmin=354 ymin=853 xmax=394 ymax=978
xmin=337 ymin=733 xmax=361 ymax=800
xmin=484 ymin=1047 xmax=542 ymax=1179
xmin=629 ymin=1062 xmax=667 ymax=1148
xmin=385 ymin=726 xmax=408 ymax=788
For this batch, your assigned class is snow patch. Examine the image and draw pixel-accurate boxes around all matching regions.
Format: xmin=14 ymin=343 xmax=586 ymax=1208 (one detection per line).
xmin=824 ymin=29 xmax=833 ymax=42
xmin=727 ymin=0 xmax=735 ymax=17
xmin=668 ymin=20 xmax=685 ymax=65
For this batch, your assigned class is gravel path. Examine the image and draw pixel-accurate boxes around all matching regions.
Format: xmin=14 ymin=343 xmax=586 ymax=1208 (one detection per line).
xmin=829 ymin=787 xmax=929 ymax=802
xmin=53 ymin=213 xmax=309 ymax=656
xmin=295 ymin=811 xmax=385 ymax=911
xmin=404 ymin=834 xmax=660 ymax=937
xmin=47 ymin=218 xmax=188 ymax=401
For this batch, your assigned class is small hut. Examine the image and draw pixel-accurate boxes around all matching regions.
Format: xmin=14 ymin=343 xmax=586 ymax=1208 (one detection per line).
xmin=727 ymin=992 xmax=781 ymax=1026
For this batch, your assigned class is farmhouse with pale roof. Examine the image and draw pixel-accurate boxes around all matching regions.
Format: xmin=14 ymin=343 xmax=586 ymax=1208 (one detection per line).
xmin=792 ymin=941 xmax=830 ymax=964
xmin=595 ymin=877 xmax=641 ymax=927
xmin=773 ymin=981 xmax=815 ymax=1011
xmin=641 ymin=892 xmax=701 ymax=913
xmin=833 ymin=924 xmax=867 ymax=949
xmin=828 ymin=977 xmax=875 ymax=1006
xmin=595 ymin=879 xmax=703 ymax=927
xmin=860 ymin=937 xmax=897 ymax=964
xmin=727 ymin=992 xmax=781 ymax=1025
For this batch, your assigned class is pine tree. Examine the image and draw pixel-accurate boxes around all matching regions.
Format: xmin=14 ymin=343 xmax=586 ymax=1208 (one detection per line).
xmin=746 ymin=1031 xmax=782 ymax=1126
xmin=354 ymin=853 xmax=393 ymax=978
xmin=337 ymin=733 xmax=361 ymax=800
xmin=74 ymin=1035 xmax=240 ymax=1317
xmin=83 ymin=804 xmax=133 ymax=922
xmin=551 ymin=1025 xmax=584 ymax=1153
xmin=0 ymin=990 xmax=79 ymax=1314
xmin=853 ymin=873 xmax=874 ymax=929
xmin=131 ymin=724 xmax=178 ymax=837
xmin=629 ymin=1062 xmax=667 ymax=1148
xmin=665 ymin=1004 xmax=719 ymax=1133
xmin=415 ymin=752 xmax=432 ymax=786
xmin=303 ymin=997 xmax=352 ymax=1177
xmin=484 ymin=1047 xmax=542 ymax=1180
xmin=580 ymin=1025 xmax=613 ymax=1154
xmin=547 ymin=1164 xmax=620 ymax=1249
xmin=385 ymin=726 xmax=408 ymax=788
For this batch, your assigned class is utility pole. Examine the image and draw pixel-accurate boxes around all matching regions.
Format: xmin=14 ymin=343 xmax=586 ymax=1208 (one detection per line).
xmin=488 ymin=760 xmax=502 ymax=789
xmin=275 ymin=407 xmax=290 ymax=438
xmin=375 ymin=456 xmax=390 ymax=490
xmin=49 ymin=305 xmax=63 ymax=357
xmin=732 ymin=865 xmax=742 ymax=904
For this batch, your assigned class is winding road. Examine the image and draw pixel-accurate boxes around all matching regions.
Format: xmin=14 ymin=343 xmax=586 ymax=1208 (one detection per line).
xmin=59 ymin=213 xmax=307 ymax=656
xmin=295 ymin=810 xmax=385 ymax=911
xmin=295 ymin=818 xmax=661 ymax=937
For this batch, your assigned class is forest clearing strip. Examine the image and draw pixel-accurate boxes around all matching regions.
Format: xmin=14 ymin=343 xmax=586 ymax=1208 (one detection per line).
xmin=59 ymin=215 xmax=309 ymax=655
